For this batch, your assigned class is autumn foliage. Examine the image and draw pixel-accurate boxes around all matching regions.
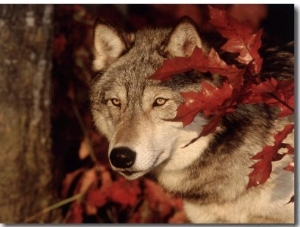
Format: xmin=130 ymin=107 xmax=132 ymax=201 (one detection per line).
xmin=150 ymin=6 xmax=294 ymax=190
xmin=62 ymin=165 xmax=185 ymax=223
xmin=49 ymin=5 xmax=293 ymax=224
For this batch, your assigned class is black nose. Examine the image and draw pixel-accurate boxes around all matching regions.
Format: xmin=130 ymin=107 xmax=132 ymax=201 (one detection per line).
xmin=110 ymin=147 xmax=136 ymax=169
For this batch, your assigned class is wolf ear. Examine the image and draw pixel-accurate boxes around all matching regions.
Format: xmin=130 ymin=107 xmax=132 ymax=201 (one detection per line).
xmin=163 ymin=17 xmax=204 ymax=57
xmin=93 ymin=21 xmax=135 ymax=71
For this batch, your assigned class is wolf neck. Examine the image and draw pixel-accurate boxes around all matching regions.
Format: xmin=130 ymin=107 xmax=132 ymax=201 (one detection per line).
xmin=152 ymin=126 xmax=225 ymax=203
xmin=151 ymin=104 xmax=275 ymax=205
xmin=152 ymin=128 xmax=249 ymax=206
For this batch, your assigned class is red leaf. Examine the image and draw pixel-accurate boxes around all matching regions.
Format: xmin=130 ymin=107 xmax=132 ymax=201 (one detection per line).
xmin=86 ymin=187 xmax=108 ymax=207
xmin=174 ymin=81 xmax=233 ymax=126
xmin=109 ymin=177 xmax=141 ymax=207
xmin=197 ymin=48 xmax=244 ymax=89
xmin=240 ymin=78 xmax=294 ymax=118
xmin=273 ymin=124 xmax=294 ymax=147
xmin=271 ymin=79 xmax=294 ymax=117
xmin=199 ymin=116 xmax=222 ymax=137
xmin=247 ymin=124 xmax=294 ymax=188
xmin=147 ymin=6 xmax=294 ymax=198
xmin=252 ymin=77 xmax=278 ymax=94
xmin=150 ymin=47 xmax=244 ymax=89
xmin=65 ymin=202 xmax=83 ymax=223
xmin=248 ymin=159 xmax=272 ymax=188
xmin=149 ymin=55 xmax=194 ymax=81
xmin=246 ymin=29 xmax=263 ymax=73
xmin=144 ymin=179 xmax=174 ymax=219
xmin=208 ymin=6 xmax=263 ymax=73
xmin=283 ymin=160 xmax=294 ymax=173
xmin=283 ymin=143 xmax=295 ymax=155
xmin=180 ymin=115 xmax=222 ymax=148
xmin=85 ymin=166 xmax=113 ymax=208
xmin=148 ymin=8 xmax=265 ymax=128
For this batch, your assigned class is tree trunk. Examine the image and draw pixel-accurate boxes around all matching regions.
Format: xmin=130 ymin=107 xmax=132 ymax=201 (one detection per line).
xmin=0 ymin=5 xmax=62 ymax=223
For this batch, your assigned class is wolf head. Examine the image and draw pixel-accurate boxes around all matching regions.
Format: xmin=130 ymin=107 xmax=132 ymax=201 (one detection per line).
xmin=90 ymin=17 xmax=216 ymax=180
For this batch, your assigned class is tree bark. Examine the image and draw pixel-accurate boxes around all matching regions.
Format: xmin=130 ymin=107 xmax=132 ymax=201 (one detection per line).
xmin=0 ymin=5 xmax=62 ymax=223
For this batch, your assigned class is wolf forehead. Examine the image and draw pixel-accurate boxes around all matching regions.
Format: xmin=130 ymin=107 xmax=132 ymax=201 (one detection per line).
xmin=90 ymin=29 xmax=169 ymax=97
xmin=95 ymin=28 xmax=171 ymax=79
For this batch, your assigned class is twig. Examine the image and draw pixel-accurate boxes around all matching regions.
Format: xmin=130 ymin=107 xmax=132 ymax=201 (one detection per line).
xmin=23 ymin=193 xmax=84 ymax=223
xmin=267 ymin=92 xmax=294 ymax=112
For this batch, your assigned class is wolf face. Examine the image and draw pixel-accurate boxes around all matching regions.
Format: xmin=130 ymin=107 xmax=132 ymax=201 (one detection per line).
xmin=90 ymin=18 xmax=213 ymax=179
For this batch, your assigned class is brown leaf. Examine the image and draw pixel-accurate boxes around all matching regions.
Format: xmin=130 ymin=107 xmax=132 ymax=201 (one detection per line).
xmin=78 ymin=137 xmax=90 ymax=160
xmin=61 ymin=168 xmax=84 ymax=198
xmin=286 ymin=195 xmax=294 ymax=204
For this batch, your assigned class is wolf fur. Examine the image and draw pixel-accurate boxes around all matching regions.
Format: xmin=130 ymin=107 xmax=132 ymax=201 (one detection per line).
xmin=90 ymin=17 xmax=294 ymax=223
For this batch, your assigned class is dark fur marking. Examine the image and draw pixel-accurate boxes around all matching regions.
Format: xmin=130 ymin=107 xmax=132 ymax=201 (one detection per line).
xmin=162 ymin=104 xmax=277 ymax=205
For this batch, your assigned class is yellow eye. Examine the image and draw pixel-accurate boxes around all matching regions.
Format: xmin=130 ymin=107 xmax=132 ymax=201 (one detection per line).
xmin=111 ymin=98 xmax=121 ymax=107
xmin=153 ymin=98 xmax=168 ymax=107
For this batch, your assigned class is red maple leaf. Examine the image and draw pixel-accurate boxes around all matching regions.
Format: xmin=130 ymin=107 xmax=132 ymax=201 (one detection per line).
xmin=269 ymin=79 xmax=294 ymax=117
xmin=240 ymin=78 xmax=294 ymax=118
xmin=86 ymin=187 xmax=108 ymax=208
xmin=174 ymin=81 xmax=233 ymax=127
xmin=199 ymin=115 xmax=222 ymax=137
xmin=150 ymin=47 xmax=244 ymax=89
xmin=148 ymin=7 xmax=294 ymax=193
xmin=149 ymin=54 xmax=194 ymax=81
xmin=208 ymin=5 xmax=263 ymax=74
xmin=247 ymin=124 xmax=294 ymax=188
xmin=65 ymin=202 xmax=83 ymax=223
xmin=283 ymin=159 xmax=294 ymax=173
xmin=149 ymin=7 xmax=267 ymax=133
xmin=144 ymin=179 xmax=174 ymax=220
xmin=109 ymin=177 xmax=141 ymax=207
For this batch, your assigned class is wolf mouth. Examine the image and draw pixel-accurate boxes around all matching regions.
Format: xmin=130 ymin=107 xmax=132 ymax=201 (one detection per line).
xmin=121 ymin=170 xmax=142 ymax=176
xmin=119 ymin=170 xmax=147 ymax=180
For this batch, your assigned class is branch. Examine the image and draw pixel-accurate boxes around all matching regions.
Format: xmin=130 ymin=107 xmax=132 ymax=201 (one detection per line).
xmin=23 ymin=193 xmax=84 ymax=223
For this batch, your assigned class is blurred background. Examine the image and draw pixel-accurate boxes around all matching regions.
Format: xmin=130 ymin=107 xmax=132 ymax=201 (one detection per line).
xmin=0 ymin=4 xmax=294 ymax=223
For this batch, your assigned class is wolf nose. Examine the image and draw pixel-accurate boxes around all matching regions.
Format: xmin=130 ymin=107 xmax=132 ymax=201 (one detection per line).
xmin=110 ymin=147 xmax=136 ymax=169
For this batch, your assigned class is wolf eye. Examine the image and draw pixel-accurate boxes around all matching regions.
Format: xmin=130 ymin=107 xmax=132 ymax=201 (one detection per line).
xmin=153 ymin=98 xmax=168 ymax=107
xmin=110 ymin=98 xmax=121 ymax=107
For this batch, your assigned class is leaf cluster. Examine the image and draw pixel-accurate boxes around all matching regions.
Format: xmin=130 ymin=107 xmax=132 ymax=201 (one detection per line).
xmin=149 ymin=6 xmax=294 ymax=190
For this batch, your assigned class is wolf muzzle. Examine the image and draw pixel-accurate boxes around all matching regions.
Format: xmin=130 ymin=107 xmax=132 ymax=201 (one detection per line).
xmin=110 ymin=147 xmax=136 ymax=169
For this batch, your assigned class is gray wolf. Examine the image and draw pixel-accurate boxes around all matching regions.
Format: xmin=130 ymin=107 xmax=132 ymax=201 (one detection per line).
xmin=90 ymin=17 xmax=294 ymax=223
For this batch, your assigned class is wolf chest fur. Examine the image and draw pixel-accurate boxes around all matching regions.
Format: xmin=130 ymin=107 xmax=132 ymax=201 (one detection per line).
xmin=90 ymin=17 xmax=294 ymax=223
